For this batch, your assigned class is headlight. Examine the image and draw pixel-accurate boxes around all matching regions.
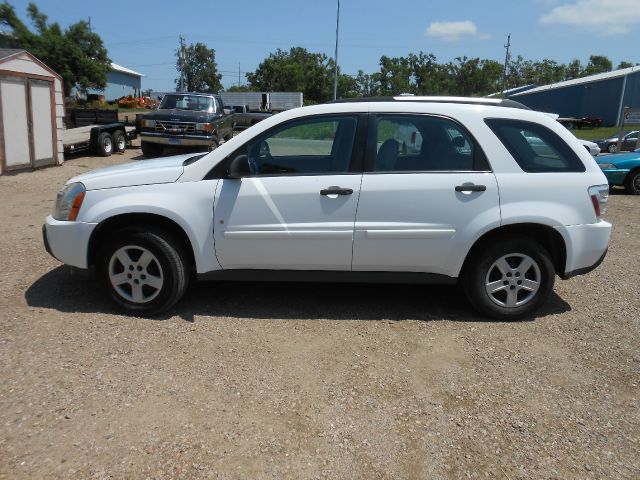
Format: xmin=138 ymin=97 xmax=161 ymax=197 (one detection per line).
xmin=53 ymin=182 xmax=86 ymax=221
xmin=196 ymin=122 xmax=214 ymax=132
xmin=598 ymin=163 xmax=616 ymax=170
xmin=143 ymin=119 xmax=156 ymax=128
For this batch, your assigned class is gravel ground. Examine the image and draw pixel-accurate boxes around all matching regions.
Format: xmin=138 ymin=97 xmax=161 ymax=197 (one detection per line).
xmin=0 ymin=146 xmax=638 ymax=479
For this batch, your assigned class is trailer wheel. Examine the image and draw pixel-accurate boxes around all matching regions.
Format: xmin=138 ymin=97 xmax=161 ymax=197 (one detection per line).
xmin=112 ymin=130 xmax=126 ymax=153
xmin=97 ymin=132 xmax=113 ymax=157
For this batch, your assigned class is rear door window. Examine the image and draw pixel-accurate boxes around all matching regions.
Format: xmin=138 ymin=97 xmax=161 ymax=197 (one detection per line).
xmin=371 ymin=115 xmax=485 ymax=172
xmin=485 ymin=118 xmax=585 ymax=172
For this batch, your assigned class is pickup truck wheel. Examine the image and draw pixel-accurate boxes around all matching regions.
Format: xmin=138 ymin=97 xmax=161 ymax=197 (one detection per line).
xmin=607 ymin=143 xmax=617 ymax=153
xmin=624 ymin=169 xmax=640 ymax=195
xmin=462 ymin=236 xmax=555 ymax=321
xmin=98 ymin=229 xmax=189 ymax=317
xmin=112 ymin=130 xmax=126 ymax=153
xmin=97 ymin=132 xmax=113 ymax=157
xmin=141 ymin=141 xmax=163 ymax=158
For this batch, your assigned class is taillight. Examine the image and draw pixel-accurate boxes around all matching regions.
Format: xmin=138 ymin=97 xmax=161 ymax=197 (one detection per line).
xmin=588 ymin=185 xmax=608 ymax=220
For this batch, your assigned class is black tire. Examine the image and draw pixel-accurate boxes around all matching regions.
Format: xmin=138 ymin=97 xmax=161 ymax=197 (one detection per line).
xmin=141 ymin=141 xmax=163 ymax=158
xmin=624 ymin=169 xmax=640 ymax=195
xmin=112 ymin=130 xmax=126 ymax=153
xmin=96 ymin=132 xmax=113 ymax=157
xmin=462 ymin=236 xmax=555 ymax=321
xmin=97 ymin=229 xmax=189 ymax=316
xmin=607 ymin=143 xmax=617 ymax=154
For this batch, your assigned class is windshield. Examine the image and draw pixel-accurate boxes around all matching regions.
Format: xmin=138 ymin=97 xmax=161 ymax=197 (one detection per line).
xmin=159 ymin=94 xmax=215 ymax=112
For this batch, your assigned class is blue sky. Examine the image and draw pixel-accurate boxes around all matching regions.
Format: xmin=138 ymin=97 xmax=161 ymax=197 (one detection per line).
xmin=5 ymin=0 xmax=640 ymax=91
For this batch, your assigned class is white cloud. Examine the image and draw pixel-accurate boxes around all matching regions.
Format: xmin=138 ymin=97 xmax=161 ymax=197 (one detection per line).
xmin=540 ymin=0 xmax=640 ymax=35
xmin=425 ymin=21 xmax=491 ymax=42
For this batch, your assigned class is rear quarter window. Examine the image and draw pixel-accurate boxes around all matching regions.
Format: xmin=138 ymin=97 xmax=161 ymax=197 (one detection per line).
xmin=485 ymin=118 xmax=586 ymax=173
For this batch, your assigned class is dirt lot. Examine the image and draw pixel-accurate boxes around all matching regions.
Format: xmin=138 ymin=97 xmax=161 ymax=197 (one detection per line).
xmin=1 ymin=146 xmax=638 ymax=479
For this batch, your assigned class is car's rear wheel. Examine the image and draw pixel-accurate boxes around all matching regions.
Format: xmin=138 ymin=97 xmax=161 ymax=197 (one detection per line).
xmin=624 ymin=169 xmax=640 ymax=195
xmin=98 ymin=229 xmax=189 ymax=316
xmin=463 ymin=236 xmax=555 ymax=320
xmin=607 ymin=143 xmax=617 ymax=153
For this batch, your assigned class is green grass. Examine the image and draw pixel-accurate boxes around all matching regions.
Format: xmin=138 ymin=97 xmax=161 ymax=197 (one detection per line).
xmin=571 ymin=126 xmax=628 ymax=141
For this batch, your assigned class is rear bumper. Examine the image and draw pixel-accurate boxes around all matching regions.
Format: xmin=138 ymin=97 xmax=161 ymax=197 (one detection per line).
xmin=561 ymin=248 xmax=607 ymax=279
xmin=555 ymin=221 xmax=611 ymax=279
xmin=140 ymin=132 xmax=214 ymax=147
xmin=43 ymin=215 xmax=97 ymax=269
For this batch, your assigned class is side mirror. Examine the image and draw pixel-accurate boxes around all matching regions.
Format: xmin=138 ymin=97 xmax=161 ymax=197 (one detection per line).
xmin=223 ymin=107 xmax=232 ymax=115
xmin=227 ymin=154 xmax=250 ymax=179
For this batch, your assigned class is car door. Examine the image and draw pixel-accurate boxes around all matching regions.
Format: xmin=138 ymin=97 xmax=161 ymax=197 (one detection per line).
xmin=213 ymin=114 xmax=365 ymax=270
xmin=352 ymin=114 xmax=500 ymax=277
xmin=623 ymin=132 xmax=638 ymax=151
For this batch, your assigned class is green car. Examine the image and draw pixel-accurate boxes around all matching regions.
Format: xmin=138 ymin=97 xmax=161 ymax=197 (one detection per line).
xmin=597 ymin=148 xmax=640 ymax=195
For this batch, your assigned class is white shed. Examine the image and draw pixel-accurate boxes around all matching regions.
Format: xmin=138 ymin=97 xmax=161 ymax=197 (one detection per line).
xmin=0 ymin=49 xmax=64 ymax=174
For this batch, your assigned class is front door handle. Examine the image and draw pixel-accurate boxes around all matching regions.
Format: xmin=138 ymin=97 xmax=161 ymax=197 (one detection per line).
xmin=320 ymin=187 xmax=353 ymax=196
xmin=455 ymin=184 xmax=486 ymax=192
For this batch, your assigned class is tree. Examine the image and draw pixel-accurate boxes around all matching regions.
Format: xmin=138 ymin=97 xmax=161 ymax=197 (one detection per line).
xmin=225 ymin=84 xmax=254 ymax=92
xmin=247 ymin=47 xmax=334 ymax=104
xmin=0 ymin=2 xmax=110 ymax=96
xmin=583 ymin=55 xmax=612 ymax=76
xmin=175 ymin=42 xmax=222 ymax=93
xmin=565 ymin=59 xmax=583 ymax=80
xmin=617 ymin=61 xmax=636 ymax=69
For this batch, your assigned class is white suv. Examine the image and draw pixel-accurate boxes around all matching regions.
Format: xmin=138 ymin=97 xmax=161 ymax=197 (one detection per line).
xmin=43 ymin=97 xmax=611 ymax=320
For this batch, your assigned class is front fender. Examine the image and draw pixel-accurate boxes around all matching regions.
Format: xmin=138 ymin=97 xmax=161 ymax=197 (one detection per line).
xmin=79 ymin=180 xmax=221 ymax=273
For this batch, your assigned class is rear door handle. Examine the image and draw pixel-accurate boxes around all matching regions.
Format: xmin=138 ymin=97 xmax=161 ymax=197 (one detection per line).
xmin=455 ymin=184 xmax=486 ymax=192
xmin=320 ymin=187 xmax=353 ymax=196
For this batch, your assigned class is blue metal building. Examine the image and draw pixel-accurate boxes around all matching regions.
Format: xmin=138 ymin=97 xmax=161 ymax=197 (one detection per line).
xmin=79 ymin=63 xmax=143 ymax=101
xmin=509 ymin=66 xmax=640 ymax=127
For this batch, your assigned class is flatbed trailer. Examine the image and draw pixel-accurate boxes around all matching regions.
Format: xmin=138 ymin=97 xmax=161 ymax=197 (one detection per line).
xmin=63 ymin=123 xmax=137 ymax=156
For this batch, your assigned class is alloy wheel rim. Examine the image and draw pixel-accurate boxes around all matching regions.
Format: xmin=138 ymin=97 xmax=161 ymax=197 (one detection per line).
xmin=104 ymin=137 xmax=113 ymax=153
xmin=485 ymin=253 xmax=541 ymax=308
xmin=116 ymin=136 xmax=125 ymax=150
xmin=108 ymin=245 xmax=164 ymax=303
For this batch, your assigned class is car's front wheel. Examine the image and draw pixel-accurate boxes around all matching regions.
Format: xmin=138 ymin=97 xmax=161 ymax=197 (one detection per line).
xmin=624 ymin=169 xmax=640 ymax=195
xmin=607 ymin=143 xmax=617 ymax=153
xmin=98 ymin=229 xmax=189 ymax=316
xmin=463 ymin=236 xmax=555 ymax=320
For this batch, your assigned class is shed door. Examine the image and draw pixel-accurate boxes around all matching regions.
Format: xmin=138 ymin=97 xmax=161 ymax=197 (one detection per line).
xmin=29 ymin=80 xmax=54 ymax=166
xmin=1 ymin=77 xmax=31 ymax=169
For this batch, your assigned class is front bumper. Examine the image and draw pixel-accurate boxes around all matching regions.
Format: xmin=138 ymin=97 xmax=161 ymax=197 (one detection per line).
xmin=140 ymin=132 xmax=215 ymax=147
xmin=555 ymin=221 xmax=612 ymax=279
xmin=43 ymin=215 xmax=97 ymax=269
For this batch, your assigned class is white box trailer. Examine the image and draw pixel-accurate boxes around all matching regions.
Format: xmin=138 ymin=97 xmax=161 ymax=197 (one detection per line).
xmin=219 ymin=91 xmax=303 ymax=112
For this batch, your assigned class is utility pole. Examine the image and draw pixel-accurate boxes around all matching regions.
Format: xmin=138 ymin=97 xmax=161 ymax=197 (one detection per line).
xmin=502 ymin=34 xmax=511 ymax=96
xmin=238 ymin=62 xmax=241 ymax=87
xmin=332 ymin=0 xmax=340 ymax=101
xmin=178 ymin=35 xmax=186 ymax=92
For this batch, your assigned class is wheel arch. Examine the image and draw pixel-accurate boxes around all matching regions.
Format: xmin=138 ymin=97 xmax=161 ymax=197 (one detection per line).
xmin=624 ymin=165 xmax=640 ymax=188
xmin=87 ymin=213 xmax=196 ymax=272
xmin=460 ymin=223 xmax=567 ymax=278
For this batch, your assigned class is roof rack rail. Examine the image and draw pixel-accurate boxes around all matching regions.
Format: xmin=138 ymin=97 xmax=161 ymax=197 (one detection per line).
xmin=329 ymin=96 xmax=531 ymax=110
